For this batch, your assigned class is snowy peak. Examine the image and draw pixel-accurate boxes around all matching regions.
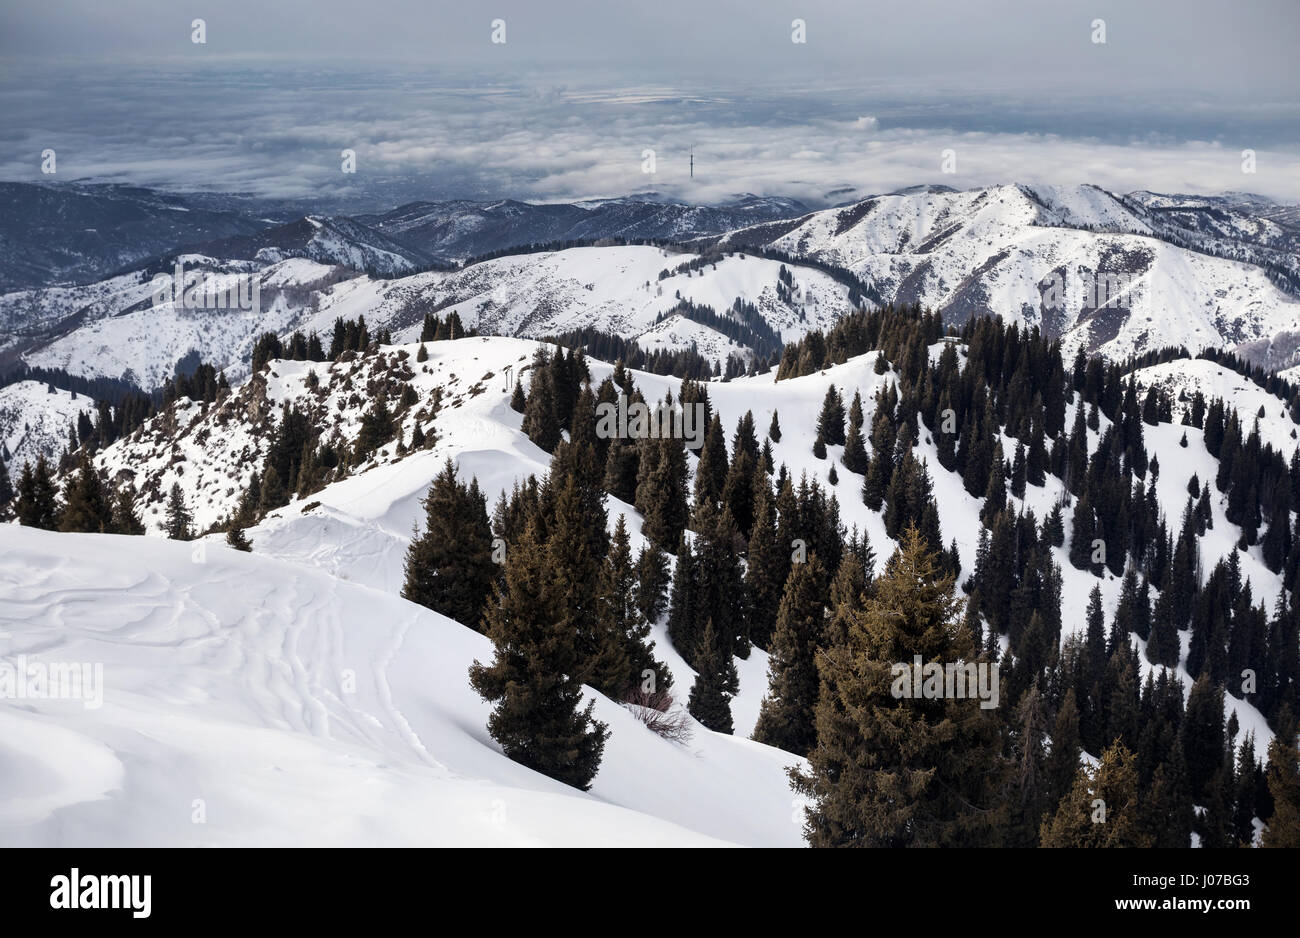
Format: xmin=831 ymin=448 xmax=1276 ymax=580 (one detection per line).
xmin=179 ymin=215 xmax=433 ymax=276
xmin=0 ymin=380 xmax=94 ymax=470
xmin=717 ymin=182 xmax=1300 ymax=364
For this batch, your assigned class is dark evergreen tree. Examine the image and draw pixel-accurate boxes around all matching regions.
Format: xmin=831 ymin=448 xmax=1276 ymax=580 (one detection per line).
xmin=687 ymin=619 xmax=735 ymax=734
xmin=14 ymin=455 xmax=60 ymax=530
xmin=753 ymin=556 xmax=826 ymax=756
xmin=58 ymin=453 xmax=114 ymax=534
xmin=164 ymin=482 xmax=193 ymax=540
xmin=792 ymin=525 xmax=1005 ymax=847
xmin=401 ymin=460 xmax=496 ymax=631
xmin=469 ymin=516 xmax=609 ymax=790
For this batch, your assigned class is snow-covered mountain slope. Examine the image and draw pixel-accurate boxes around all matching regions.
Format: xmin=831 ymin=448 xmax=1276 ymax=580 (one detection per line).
xmin=0 ymin=525 xmax=803 ymax=847
xmin=11 ymin=328 xmax=1295 ymax=845
xmin=82 ymin=335 xmax=1287 ymax=757
xmin=717 ymin=183 xmax=1300 ymax=363
xmin=9 ymin=246 xmax=855 ymax=386
xmin=0 ymin=380 xmax=92 ymax=470
xmin=353 ymin=193 xmax=810 ymax=263
xmin=13 ymin=258 xmax=344 ymax=389
xmin=185 ymin=215 xmax=432 ymax=276
xmin=1123 ymin=190 xmax=1300 ymax=292
xmin=306 ymin=245 xmax=855 ymax=358
xmin=1131 ymin=358 xmax=1300 ymax=460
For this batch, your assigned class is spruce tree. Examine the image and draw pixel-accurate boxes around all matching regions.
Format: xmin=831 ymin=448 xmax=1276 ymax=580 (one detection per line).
xmin=469 ymin=516 xmax=609 ymax=790
xmin=1008 ymin=680 xmax=1050 ymax=847
xmin=745 ymin=487 xmax=785 ymax=649
xmin=164 ymin=483 xmax=193 ymax=540
xmin=1262 ymin=726 xmax=1300 ymax=847
xmin=0 ymin=453 xmax=12 ymax=508
xmin=15 ymin=455 xmax=60 ymax=530
xmin=634 ymin=544 xmax=670 ymax=623
xmin=687 ymin=619 xmax=734 ymax=734
xmin=401 ymin=461 xmax=496 ymax=630
xmin=792 ymin=525 xmax=1006 ymax=847
xmin=1181 ymin=675 xmax=1226 ymax=802
xmin=841 ymin=392 xmax=869 ymax=474
xmin=601 ymin=515 xmax=671 ymax=697
xmin=113 ymin=484 xmax=146 ymax=535
xmin=1039 ymin=740 xmax=1153 ymax=847
xmin=59 ymin=453 xmax=114 ymax=533
xmin=753 ymin=555 xmax=826 ymax=756
xmin=816 ymin=386 xmax=846 ymax=446
xmin=225 ymin=526 xmax=253 ymax=551
xmin=1045 ymin=688 xmax=1082 ymax=810
xmin=520 ymin=351 xmax=561 ymax=452
xmin=258 ymin=465 xmax=287 ymax=513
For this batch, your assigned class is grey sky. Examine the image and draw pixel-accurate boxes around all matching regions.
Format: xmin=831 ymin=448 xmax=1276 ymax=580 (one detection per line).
xmin=5 ymin=0 xmax=1298 ymax=93
xmin=2 ymin=0 xmax=1297 ymax=204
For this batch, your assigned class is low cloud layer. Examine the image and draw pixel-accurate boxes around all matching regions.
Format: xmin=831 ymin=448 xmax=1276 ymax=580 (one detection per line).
xmin=2 ymin=62 xmax=1297 ymax=208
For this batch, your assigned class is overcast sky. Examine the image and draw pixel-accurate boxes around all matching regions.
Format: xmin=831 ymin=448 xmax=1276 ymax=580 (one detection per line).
xmin=2 ymin=0 xmax=1297 ymax=205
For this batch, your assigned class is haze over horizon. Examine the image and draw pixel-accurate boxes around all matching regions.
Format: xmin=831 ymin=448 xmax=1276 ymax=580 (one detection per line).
xmin=3 ymin=0 xmax=1298 ymax=207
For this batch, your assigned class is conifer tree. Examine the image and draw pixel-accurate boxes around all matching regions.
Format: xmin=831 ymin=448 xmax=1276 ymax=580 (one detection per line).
xmin=402 ymin=460 xmax=496 ymax=630
xmin=469 ymin=516 xmax=608 ymax=790
xmin=745 ymin=487 xmax=785 ymax=649
xmin=1181 ymin=675 xmax=1226 ymax=802
xmin=164 ymin=482 xmax=193 ymax=540
xmin=59 ymin=453 xmax=114 ymax=533
xmin=520 ymin=350 xmax=561 ymax=452
xmin=1008 ymin=680 xmax=1050 ymax=847
xmin=694 ymin=414 xmax=729 ymax=505
xmin=687 ymin=619 xmax=734 ymax=734
xmin=1039 ymin=740 xmax=1153 ymax=847
xmin=753 ymin=556 xmax=826 ymax=756
xmin=666 ymin=533 xmax=697 ymax=659
xmin=113 ymin=484 xmax=146 ymax=535
xmin=1068 ymin=491 xmax=1097 ymax=571
xmin=0 ymin=453 xmax=12 ymax=508
xmin=683 ymin=501 xmax=749 ymax=663
xmin=635 ymin=435 xmax=688 ymax=551
xmin=15 ymin=455 xmax=60 ymax=530
xmin=841 ymin=391 xmax=869 ymax=474
xmin=1262 ymin=725 xmax=1300 ymax=847
xmin=225 ymin=526 xmax=253 ymax=551
xmin=792 ymin=525 xmax=1005 ymax=847
xmin=258 ymin=465 xmax=287 ymax=513
xmin=600 ymin=515 xmax=671 ymax=697
xmin=1044 ymin=687 xmax=1082 ymax=810
xmin=634 ymin=544 xmax=670 ymax=624
xmin=355 ymin=394 xmax=394 ymax=459
xmin=1231 ymin=733 xmax=1260 ymax=845
xmin=816 ymin=385 xmax=846 ymax=447
xmin=980 ymin=442 xmax=1007 ymax=525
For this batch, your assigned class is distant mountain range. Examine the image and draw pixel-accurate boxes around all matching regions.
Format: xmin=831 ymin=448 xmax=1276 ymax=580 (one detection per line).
xmin=3 ymin=181 xmax=1298 ymax=391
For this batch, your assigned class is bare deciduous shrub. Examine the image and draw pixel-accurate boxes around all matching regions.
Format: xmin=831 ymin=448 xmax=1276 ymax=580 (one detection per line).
xmin=621 ymin=689 xmax=693 ymax=744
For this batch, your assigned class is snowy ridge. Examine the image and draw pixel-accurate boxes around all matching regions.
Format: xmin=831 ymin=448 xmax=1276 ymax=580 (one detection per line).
xmin=718 ymin=183 xmax=1300 ymax=363
xmin=90 ymin=337 xmax=1288 ymax=748
xmin=0 ymin=526 xmax=802 ymax=847
xmin=3 ymin=331 xmax=1292 ymax=844
xmin=1131 ymin=358 xmax=1300 ymax=461
xmin=11 ymin=247 xmax=855 ymax=387
xmin=0 ymin=380 xmax=94 ymax=470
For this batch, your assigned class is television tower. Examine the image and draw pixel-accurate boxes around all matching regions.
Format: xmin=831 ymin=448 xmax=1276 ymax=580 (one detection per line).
xmin=690 ymin=147 xmax=694 ymax=179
